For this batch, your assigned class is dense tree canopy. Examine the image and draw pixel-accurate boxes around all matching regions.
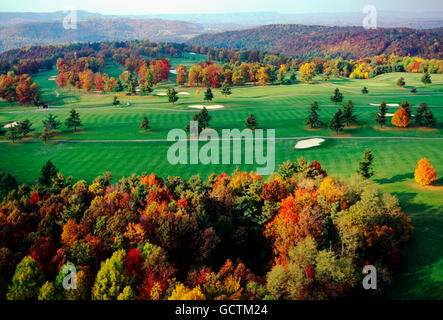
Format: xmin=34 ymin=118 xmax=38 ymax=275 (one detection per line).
xmin=0 ymin=158 xmax=413 ymax=300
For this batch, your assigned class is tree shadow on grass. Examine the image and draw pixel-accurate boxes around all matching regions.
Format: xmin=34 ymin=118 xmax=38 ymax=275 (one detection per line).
xmin=433 ymin=177 xmax=443 ymax=187
xmin=374 ymin=172 xmax=414 ymax=185
xmin=392 ymin=191 xmax=432 ymax=214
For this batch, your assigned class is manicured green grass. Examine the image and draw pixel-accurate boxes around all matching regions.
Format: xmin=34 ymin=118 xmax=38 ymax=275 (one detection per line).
xmin=0 ymin=70 xmax=442 ymax=299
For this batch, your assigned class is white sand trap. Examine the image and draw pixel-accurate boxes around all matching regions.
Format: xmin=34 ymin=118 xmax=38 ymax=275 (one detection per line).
xmin=3 ymin=121 xmax=18 ymax=129
xmin=188 ymin=105 xmax=224 ymax=110
xmin=169 ymin=69 xmax=177 ymax=74
xmin=189 ymin=52 xmax=196 ymax=55
xmin=370 ymin=103 xmax=399 ymax=107
xmin=178 ymin=92 xmax=190 ymax=95
xmin=294 ymin=138 xmax=325 ymax=150
xmin=156 ymin=93 xmax=167 ymax=96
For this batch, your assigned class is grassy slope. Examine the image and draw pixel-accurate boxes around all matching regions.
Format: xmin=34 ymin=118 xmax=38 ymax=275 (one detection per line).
xmin=0 ymin=70 xmax=442 ymax=299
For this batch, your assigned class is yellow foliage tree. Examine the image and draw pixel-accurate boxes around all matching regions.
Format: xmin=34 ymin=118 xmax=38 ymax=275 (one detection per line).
xmin=257 ymin=67 xmax=270 ymax=85
xmin=414 ymin=158 xmax=437 ymax=185
xmin=299 ymin=62 xmax=316 ymax=83
xmin=168 ymin=283 xmax=205 ymax=300
xmin=391 ymin=108 xmax=410 ymax=127
xmin=318 ymin=177 xmax=345 ymax=203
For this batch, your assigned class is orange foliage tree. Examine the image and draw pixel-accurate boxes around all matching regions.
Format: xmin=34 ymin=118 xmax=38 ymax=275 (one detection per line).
xmin=414 ymin=157 xmax=437 ymax=185
xmin=391 ymin=107 xmax=410 ymax=127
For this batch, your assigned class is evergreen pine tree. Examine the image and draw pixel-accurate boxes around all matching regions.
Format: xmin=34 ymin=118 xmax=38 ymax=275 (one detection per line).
xmin=305 ymin=101 xmax=322 ymax=128
xmin=39 ymin=160 xmax=58 ymax=186
xmin=329 ymin=109 xmax=344 ymax=134
xmin=245 ymin=114 xmax=258 ymax=130
xmin=221 ymin=84 xmax=232 ymax=97
xmin=331 ymin=88 xmax=344 ymax=104
xmin=140 ymin=116 xmax=150 ymax=130
xmin=342 ymin=100 xmax=356 ymax=126
xmin=167 ymin=87 xmax=179 ymax=104
xmin=17 ymin=119 xmax=34 ymax=136
xmin=375 ymin=101 xmax=388 ymax=127
xmin=421 ymin=73 xmax=432 ymax=85
xmin=204 ymin=88 xmax=213 ymax=103
xmin=357 ymin=149 xmax=375 ymax=179
xmin=65 ymin=109 xmax=82 ymax=132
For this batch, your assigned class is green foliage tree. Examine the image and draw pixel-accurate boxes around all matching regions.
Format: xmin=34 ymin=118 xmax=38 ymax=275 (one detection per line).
xmin=375 ymin=101 xmax=388 ymax=127
xmin=0 ymin=125 xmax=5 ymax=136
xmin=39 ymin=126 xmax=52 ymax=144
xmin=396 ymin=77 xmax=406 ymax=87
xmin=92 ymin=249 xmax=127 ymax=300
xmin=421 ymin=73 xmax=432 ymax=85
xmin=141 ymin=82 xmax=152 ymax=95
xmin=0 ymin=169 xmax=18 ymax=200
xmin=6 ymin=126 xmax=19 ymax=143
xmin=7 ymin=256 xmax=44 ymax=300
xmin=43 ymin=114 xmax=61 ymax=130
xmin=410 ymin=87 xmax=417 ymax=94
xmin=197 ymin=107 xmax=211 ymax=129
xmin=204 ymin=88 xmax=214 ymax=103
xmin=401 ymin=101 xmax=412 ymax=117
xmin=329 ymin=109 xmax=344 ymax=134
xmin=117 ymin=286 xmax=136 ymax=300
xmin=330 ymin=88 xmax=343 ymax=104
xmin=221 ymin=83 xmax=232 ymax=97
xmin=65 ymin=109 xmax=83 ymax=132
xmin=342 ymin=100 xmax=356 ymax=126
xmin=416 ymin=102 xmax=436 ymax=127
xmin=125 ymin=74 xmax=138 ymax=95
xmin=361 ymin=87 xmax=369 ymax=94
xmin=167 ymin=87 xmax=179 ymax=105
xmin=115 ymin=79 xmax=124 ymax=92
xmin=245 ymin=114 xmax=258 ymax=130
xmin=305 ymin=101 xmax=322 ymax=128
xmin=39 ymin=160 xmax=58 ymax=186
xmin=17 ymin=119 xmax=34 ymax=137
xmin=357 ymin=149 xmax=375 ymax=179
xmin=140 ymin=116 xmax=150 ymax=130
xmin=112 ymin=96 xmax=120 ymax=105
xmin=38 ymin=282 xmax=57 ymax=300
xmin=290 ymin=71 xmax=297 ymax=83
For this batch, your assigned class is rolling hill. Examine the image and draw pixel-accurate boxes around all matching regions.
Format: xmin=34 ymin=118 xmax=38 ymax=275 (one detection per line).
xmin=0 ymin=18 xmax=204 ymax=53
xmin=187 ymin=24 xmax=443 ymax=59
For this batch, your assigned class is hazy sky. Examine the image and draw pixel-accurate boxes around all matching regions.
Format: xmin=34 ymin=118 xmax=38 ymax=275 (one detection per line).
xmin=1 ymin=0 xmax=442 ymax=14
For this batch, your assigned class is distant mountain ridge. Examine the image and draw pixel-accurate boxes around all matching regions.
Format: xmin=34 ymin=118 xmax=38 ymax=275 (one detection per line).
xmin=0 ymin=18 xmax=204 ymax=53
xmin=187 ymin=24 xmax=443 ymax=60
xmin=0 ymin=10 xmax=112 ymax=26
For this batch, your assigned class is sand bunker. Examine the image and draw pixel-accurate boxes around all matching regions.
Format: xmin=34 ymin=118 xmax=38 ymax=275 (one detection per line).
xmin=188 ymin=105 xmax=224 ymax=110
xmin=48 ymin=76 xmax=57 ymax=81
xmin=294 ymin=138 xmax=325 ymax=150
xmin=156 ymin=93 xmax=167 ymax=96
xmin=178 ymin=92 xmax=190 ymax=95
xmin=169 ymin=69 xmax=177 ymax=74
xmin=370 ymin=103 xmax=400 ymax=107
xmin=3 ymin=121 xmax=18 ymax=129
